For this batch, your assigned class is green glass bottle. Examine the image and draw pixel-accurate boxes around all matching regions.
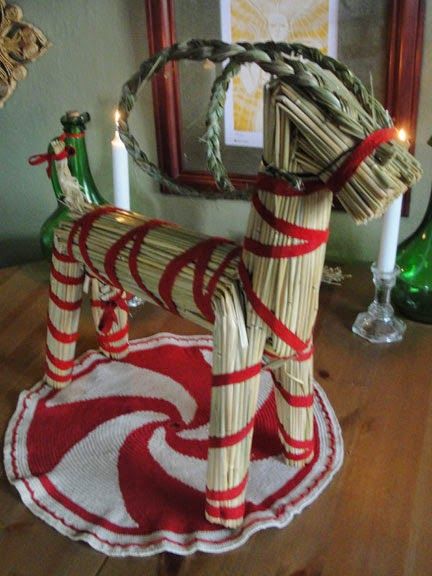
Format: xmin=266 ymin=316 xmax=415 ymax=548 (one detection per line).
xmin=393 ymin=137 xmax=432 ymax=323
xmin=39 ymin=111 xmax=107 ymax=258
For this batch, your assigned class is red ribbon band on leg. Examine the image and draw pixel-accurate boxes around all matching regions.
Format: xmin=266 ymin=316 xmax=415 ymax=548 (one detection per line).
xmin=209 ymin=417 xmax=255 ymax=449
xmin=274 ymin=379 xmax=314 ymax=408
xmin=277 ymin=422 xmax=315 ymax=461
xmin=97 ymin=341 xmax=129 ymax=355
xmin=52 ymin=246 xmax=77 ymax=264
xmin=279 ymin=424 xmax=315 ymax=462
xmin=97 ymin=324 xmax=129 ymax=344
xmin=45 ymin=346 xmax=75 ymax=371
xmin=50 ymin=265 xmax=84 ymax=286
xmin=205 ymin=501 xmax=246 ymax=521
xmin=45 ymin=365 xmax=74 ymax=384
xmin=212 ymin=363 xmax=262 ymax=387
xmin=206 ymin=474 xmax=249 ymax=501
xmin=48 ymin=288 xmax=82 ymax=311
xmin=47 ymin=318 xmax=78 ymax=344
xmin=92 ymin=293 xmax=128 ymax=334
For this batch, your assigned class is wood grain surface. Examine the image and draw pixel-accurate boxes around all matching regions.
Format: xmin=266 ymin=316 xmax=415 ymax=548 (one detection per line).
xmin=0 ymin=261 xmax=431 ymax=576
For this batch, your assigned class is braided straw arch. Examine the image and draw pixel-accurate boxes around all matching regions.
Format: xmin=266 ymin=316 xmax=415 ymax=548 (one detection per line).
xmin=117 ymin=39 xmax=392 ymax=199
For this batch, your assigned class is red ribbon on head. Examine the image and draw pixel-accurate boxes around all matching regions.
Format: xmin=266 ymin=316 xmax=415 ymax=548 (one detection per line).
xmin=325 ymin=127 xmax=399 ymax=194
xmin=256 ymin=127 xmax=399 ymax=197
xmin=28 ymin=146 xmax=76 ymax=178
xmin=256 ymin=173 xmax=323 ymax=197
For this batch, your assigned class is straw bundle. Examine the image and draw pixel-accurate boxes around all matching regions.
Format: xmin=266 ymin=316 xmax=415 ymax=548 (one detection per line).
xmin=45 ymin=242 xmax=84 ymax=389
xmin=54 ymin=210 xmax=244 ymax=333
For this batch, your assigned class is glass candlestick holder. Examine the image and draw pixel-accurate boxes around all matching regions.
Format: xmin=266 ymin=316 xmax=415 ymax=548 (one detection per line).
xmin=128 ymin=295 xmax=145 ymax=308
xmin=352 ymin=263 xmax=406 ymax=343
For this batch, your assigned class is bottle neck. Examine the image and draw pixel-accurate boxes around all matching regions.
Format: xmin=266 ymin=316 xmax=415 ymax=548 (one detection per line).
xmin=62 ymin=127 xmax=102 ymax=203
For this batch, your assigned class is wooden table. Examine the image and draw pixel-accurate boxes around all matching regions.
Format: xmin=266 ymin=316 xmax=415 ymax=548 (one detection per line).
xmin=0 ymin=261 xmax=431 ymax=576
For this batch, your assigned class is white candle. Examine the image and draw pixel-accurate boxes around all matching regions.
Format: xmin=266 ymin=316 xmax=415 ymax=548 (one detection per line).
xmin=377 ymin=194 xmax=403 ymax=273
xmin=376 ymin=128 xmax=408 ymax=273
xmin=111 ymin=110 xmax=130 ymax=210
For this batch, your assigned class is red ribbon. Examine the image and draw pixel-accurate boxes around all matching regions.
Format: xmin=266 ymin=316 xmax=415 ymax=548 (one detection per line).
xmin=206 ymin=473 xmax=249 ymax=501
xmin=325 ymin=127 xmax=399 ymax=194
xmin=28 ymin=146 xmax=75 ymax=178
xmin=256 ymin=127 xmax=399 ymax=197
xmin=256 ymin=173 xmax=323 ymax=197
xmin=104 ymin=220 xmax=168 ymax=308
xmin=59 ymin=132 xmax=85 ymax=140
xmin=212 ymin=363 xmax=262 ymax=387
xmin=97 ymin=294 xmax=128 ymax=334
xmin=158 ymin=238 xmax=240 ymax=322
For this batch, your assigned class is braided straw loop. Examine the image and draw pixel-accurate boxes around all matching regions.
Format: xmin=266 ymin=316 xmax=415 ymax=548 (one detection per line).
xmin=117 ymin=39 xmax=421 ymax=219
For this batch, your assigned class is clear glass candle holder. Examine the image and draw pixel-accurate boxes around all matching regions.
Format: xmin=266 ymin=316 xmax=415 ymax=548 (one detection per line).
xmin=352 ymin=263 xmax=406 ymax=343
xmin=128 ymin=295 xmax=145 ymax=308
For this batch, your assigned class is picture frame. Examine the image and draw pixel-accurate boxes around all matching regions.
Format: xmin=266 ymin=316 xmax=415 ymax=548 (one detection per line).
xmin=144 ymin=0 xmax=424 ymax=214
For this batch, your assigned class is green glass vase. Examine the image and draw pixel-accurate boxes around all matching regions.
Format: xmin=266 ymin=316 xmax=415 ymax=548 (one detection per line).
xmin=40 ymin=111 xmax=107 ymax=259
xmin=393 ymin=139 xmax=432 ymax=323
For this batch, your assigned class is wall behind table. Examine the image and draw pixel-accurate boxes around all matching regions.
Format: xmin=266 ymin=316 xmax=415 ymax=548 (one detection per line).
xmin=0 ymin=0 xmax=431 ymax=267
xmin=0 ymin=0 xmax=158 ymax=267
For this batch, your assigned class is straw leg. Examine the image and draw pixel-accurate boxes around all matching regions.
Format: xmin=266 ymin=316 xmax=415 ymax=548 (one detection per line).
xmin=271 ymin=354 xmax=315 ymax=467
xmin=205 ymin=295 xmax=266 ymax=528
xmin=90 ymin=279 xmax=129 ymax=360
xmin=45 ymin=245 xmax=84 ymax=389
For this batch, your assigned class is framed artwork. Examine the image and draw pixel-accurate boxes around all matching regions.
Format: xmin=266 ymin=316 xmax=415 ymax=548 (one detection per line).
xmin=220 ymin=0 xmax=339 ymax=148
xmin=144 ymin=0 xmax=424 ymax=214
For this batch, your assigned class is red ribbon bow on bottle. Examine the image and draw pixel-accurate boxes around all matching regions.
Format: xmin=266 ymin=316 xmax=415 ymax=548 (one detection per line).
xmin=28 ymin=146 xmax=76 ymax=178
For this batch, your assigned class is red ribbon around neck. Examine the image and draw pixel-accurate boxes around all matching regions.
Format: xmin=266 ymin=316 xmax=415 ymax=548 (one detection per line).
xmin=28 ymin=146 xmax=76 ymax=178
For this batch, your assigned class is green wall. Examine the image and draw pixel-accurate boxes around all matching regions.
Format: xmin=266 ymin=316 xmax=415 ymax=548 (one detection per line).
xmin=1 ymin=0 xmax=431 ymax=267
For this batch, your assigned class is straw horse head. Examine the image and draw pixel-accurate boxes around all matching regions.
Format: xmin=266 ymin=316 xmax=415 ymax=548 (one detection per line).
xmin=44 ymin=40 xmax=421 ymax=528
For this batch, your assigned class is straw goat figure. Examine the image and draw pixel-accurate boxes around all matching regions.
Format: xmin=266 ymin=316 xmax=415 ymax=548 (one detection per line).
xmin=44 ymin=41 xmax=421 ymax=528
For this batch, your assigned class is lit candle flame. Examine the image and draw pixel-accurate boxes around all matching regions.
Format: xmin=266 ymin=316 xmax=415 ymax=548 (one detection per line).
xmin=115 ymin=109 xmax=120 ymax=128
xmin=398 ymin=128 xmax=408 ymax=142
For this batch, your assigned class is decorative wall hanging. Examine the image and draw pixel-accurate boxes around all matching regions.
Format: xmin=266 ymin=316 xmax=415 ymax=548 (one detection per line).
xmin=0 ymin=0 xmax=51 ymax=108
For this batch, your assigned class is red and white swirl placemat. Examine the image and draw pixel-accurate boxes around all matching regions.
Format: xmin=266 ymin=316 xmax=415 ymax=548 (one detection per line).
xmin=4 ymin=333 xmax=343 ymax=556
